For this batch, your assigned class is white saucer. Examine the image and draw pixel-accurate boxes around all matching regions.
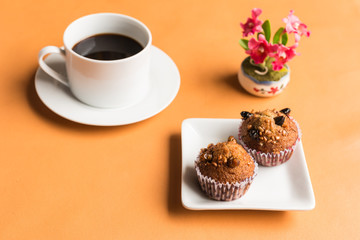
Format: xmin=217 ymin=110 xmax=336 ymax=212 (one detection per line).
xmin=35 ymin=46 xmax=180 ymax=126
xmin=181 ymin=118 xmax=315 ymax=211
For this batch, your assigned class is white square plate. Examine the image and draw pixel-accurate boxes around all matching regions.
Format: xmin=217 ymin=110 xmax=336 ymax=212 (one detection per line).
xmin=181 ymin=118 xmax=315 ymax=211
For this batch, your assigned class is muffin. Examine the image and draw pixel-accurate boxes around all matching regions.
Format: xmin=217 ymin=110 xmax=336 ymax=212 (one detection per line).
xmin=238 ymin=108 xmax=301 ymax=166
xmin=195 ymin=136 xmax=258 ymax=201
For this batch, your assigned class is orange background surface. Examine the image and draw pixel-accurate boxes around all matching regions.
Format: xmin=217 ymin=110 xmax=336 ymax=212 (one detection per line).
xmin=1 ymin=0 xmax=360 ymax=239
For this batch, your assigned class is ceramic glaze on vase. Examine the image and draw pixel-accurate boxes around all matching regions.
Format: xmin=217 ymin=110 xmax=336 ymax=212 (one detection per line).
xmin=237 ymin=61 xmax=290 ymax=97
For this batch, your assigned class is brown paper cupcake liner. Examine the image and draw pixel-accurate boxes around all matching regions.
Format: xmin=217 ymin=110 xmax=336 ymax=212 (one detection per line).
xmin=238 ymin=117 xmax=301 ymax=167
xmin=195 ymin=160 xmax=258 ymax=201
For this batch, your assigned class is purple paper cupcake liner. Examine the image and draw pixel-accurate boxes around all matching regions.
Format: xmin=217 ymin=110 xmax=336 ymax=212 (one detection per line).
xmin=238 ymin=117 xmax=301 ymax=167
xmin=195 ymin=160 xmax=258 ymax=201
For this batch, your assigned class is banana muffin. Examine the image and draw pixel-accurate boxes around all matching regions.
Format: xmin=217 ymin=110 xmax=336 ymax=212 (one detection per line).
xmin=195 ymin=136 xmax=257 ymax=201
xmin=238 ymin=108 xmax=301 ymax=166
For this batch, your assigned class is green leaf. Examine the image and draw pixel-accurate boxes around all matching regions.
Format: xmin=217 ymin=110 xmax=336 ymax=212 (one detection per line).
xmin=239 ymin=39 xmax=249 ymax=50
xmin=273 ymin=27 xmax=284 ymax=44
xmin=281 ymin=33 xmax=288 ymax=45
xmin=262 ymin=20 xmax=271 ymax=42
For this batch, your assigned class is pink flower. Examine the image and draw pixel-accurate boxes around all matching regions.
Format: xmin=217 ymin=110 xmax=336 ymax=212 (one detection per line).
xmin=271 ymin=45 xmax=297 ymax=71
xmin=241 ymin=8 xmax=263 ymax=37
xmin=246 ymin=34 xmax=278 ymax=64
xmin=283 ymin=10 xmax=311 ymax=41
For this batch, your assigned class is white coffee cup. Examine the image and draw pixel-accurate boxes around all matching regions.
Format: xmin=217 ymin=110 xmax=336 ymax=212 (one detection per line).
xmin=38 ymin=13 xmax=152 ymax=109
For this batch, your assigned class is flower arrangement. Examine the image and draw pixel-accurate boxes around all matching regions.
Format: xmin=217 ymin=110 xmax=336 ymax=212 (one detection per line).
xmin=239 ymin=8 xmax=310 ymax=81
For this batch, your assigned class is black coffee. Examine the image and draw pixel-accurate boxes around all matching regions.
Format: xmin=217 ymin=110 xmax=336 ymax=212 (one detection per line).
xmin=72 ymin=33 xmax=143 ymax=60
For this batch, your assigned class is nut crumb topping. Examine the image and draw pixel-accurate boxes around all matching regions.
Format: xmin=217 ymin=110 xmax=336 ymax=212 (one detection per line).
xmin=198 ymin=136 xmax=251 ymax=168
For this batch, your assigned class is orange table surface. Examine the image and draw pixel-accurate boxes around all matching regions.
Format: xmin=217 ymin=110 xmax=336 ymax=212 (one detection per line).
xmin=1 ymin=0 xmax=360 ymax=239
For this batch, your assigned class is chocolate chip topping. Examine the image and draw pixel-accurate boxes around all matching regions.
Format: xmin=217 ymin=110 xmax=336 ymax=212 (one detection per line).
xmin=280 ymin=108 xmax=291 ymax=115
xmin=249 ymin=129 xmax=259 ymax=139
xmin=227 ymin=157 xmax=240 ymax=168
xmin=274 ymin=116 xmax=285 ymax=126
xmin=241 ymin=111 xmax=253 ymax=120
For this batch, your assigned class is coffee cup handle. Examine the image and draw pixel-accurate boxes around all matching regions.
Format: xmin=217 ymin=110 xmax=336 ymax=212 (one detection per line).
xmin=38 ymin=46 xmax=69 ymax=87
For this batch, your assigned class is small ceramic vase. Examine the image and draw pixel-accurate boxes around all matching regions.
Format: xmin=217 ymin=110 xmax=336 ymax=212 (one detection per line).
xmin=237 ymin=60 xmax=290 ymax=97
